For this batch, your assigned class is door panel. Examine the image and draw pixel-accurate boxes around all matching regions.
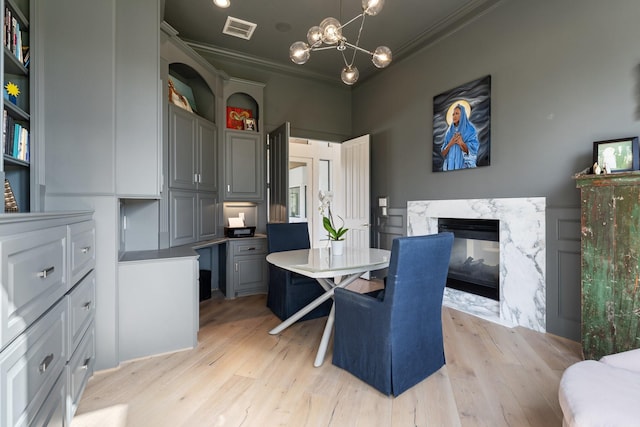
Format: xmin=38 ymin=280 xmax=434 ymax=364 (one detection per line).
xmin=341 ymin=135 xmax=370 ymax=251
xmin=267 ymin=123 xmax=290 ymax=223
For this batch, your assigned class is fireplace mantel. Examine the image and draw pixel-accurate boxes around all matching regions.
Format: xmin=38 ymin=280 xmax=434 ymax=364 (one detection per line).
xmin=407 ymin=198 xmax=546 ymax=332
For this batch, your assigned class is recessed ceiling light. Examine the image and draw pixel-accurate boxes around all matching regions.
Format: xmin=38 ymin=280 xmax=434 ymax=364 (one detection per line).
xmin=213 ymin=0 xmax=230 ymax=8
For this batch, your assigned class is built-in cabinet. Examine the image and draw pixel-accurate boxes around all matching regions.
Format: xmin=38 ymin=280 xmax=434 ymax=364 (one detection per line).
xmin=224 ymin=130 xmax=263 ymax=201
xmin=222 ymin=236 xmax=268 ymax=298
xmin=222 ymin=78 xmax=265 ymax=202
xmin=0 ymin=212 xmax=95 ymax=427
xmin=168 ymin=104 xmax=217 ymax=192
xmin=168 ymin=103 xmax=218 ymax=247
xmin=575 ymin=172 xmax=640 ymax=360
xmin=2 ymin=0 xmax=33 ymax=213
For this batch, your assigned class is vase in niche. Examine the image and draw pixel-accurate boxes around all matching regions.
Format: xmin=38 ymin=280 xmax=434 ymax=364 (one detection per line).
xmin=330 ymin=240 xmax=345 ymax=256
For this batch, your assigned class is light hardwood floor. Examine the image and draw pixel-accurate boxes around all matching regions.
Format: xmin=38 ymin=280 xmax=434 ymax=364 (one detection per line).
xmin=72 ymin=282 xmax=582 ymax=427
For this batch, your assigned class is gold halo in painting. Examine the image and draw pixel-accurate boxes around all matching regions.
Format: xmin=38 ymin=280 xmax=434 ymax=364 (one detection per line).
xmin=445 ymin=100 xmax=471 ymax=125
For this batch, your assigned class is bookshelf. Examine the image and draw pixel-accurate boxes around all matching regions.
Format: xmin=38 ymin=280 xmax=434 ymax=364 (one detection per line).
xmin=2 ymin=0 xmax=30 ymax=213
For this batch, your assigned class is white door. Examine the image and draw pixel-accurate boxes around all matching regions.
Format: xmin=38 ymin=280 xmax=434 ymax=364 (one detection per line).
xmin=340 ymin=135 xmax=371 ymax=251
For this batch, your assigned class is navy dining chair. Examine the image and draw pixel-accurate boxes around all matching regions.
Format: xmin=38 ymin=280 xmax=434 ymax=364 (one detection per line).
xmin=332 ymin=232 xmax=454 ymax=396
xmin=266 ymin=222 xmax=332 ymax=321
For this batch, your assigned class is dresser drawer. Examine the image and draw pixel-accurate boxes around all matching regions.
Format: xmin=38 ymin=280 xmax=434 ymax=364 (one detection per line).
xmin=231 ymin=239 xmax=266 ymax=256
xmin=66 ymin=326 xmax=95 ymax=422
xmin=1 ymin=226 xmax=67 ymax=350
xmin=0 ymin=299 xmax=66 ymax=427
xmin=69 ymin=220 xmax=96 ymax=287
xmin=67 ymin=270 xmax=95 ymax=359
xmin=32 ymin=371 xmax=65 ymax=427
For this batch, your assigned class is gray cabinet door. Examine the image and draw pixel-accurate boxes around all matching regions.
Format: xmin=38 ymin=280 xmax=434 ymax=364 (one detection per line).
xmin=169 ymin=189 xmax=197 ymax=246
xmin=198 ymin=192 xmax=218 ymax=241
xmin=169 ymin=105 xmax=197 ymax=190
xmin=224 ymin=131 xmax=263 ymax=201
xmin=197 ymin=119 xmax=218 ymax=192
xmin=225 ymin=238 xmax=267 ymax=298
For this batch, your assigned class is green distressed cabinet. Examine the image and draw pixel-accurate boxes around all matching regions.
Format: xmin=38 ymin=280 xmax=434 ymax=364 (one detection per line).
xmin=575 ymin=172 xmax=640 ymax=360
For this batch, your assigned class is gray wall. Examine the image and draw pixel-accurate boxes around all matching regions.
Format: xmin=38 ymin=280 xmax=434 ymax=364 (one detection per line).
xmin=353 ymin=0 xmax=640 ymax=210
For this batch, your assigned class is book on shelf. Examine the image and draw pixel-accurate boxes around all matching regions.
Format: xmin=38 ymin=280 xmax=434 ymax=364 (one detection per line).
xmin=2 ymin=113 xmax=29 ymax=162
xmin=3 ymin=8 xmax=24 ymax=63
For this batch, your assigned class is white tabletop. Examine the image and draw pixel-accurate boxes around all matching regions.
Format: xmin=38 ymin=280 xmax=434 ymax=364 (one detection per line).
xmin=266 ymin=247 xmax=391 ymax=279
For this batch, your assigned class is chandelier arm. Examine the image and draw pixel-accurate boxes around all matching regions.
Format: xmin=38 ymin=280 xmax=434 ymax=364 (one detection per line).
xmin=340 ymin=50 xmax=350 ymax=67
xmin=337 ymin=12 xmax=364 ymax=31
xmin=311 ymin=45 xmax=340 ymax=52
xmin=346 ymin=13 xmax=367 ymax=66
xmin=342 ymin=41 xmax=373 ymax=56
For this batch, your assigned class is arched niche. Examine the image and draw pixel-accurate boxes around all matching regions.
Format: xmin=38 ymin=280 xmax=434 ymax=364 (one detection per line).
xmin=168 ymin=62 xmax=216 ymax=123
xmin=226 ymin=92 xmax=259 ymax=131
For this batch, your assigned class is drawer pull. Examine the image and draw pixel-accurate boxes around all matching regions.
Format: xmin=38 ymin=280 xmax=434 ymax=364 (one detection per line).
xmin=39 ymin=353 xmax=54 ymax=374
xmin=82 ymin=301 xmax=92 ymax=311
xmin=242 ymin=247 xmax=256 ymax=251
xmin=81 ymin=246 xmax=91 ymax=254
xmin=37 ymin=266 xmax=55 ymax=279
xmin=82 ymin=357 xmax=91 ymax=369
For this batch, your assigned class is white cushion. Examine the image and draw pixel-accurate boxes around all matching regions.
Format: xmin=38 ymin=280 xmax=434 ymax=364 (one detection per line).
xmin=559 ymin=360 xmax=640 ymax=427
xmin=599 ymin=348 xmax=640 ymax=373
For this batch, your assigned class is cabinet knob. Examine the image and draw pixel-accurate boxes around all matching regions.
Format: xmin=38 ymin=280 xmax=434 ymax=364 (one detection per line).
xmin=39 ymin=353 xmax=54 ymax=374
xmin=37 ymin=266 xmax=55 ymax=279
xmin=82 ymin=357 xmax=91 ymax=369
xmin=82 ymin=301 xmax=92 ymax=311
xmin=81 ymin=246 xmax=91 ymax=254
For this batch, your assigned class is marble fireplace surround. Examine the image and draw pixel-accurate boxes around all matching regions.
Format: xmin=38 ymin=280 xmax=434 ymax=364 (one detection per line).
xmin=407 ymin=198 xmax=546 ymax=332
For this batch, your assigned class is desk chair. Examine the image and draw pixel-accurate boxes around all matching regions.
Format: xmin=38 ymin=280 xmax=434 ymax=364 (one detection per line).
xmin=332 ymin=232 xmax=454 ymax=396
xmin=266 ymin=222 xmax=332 ymax=321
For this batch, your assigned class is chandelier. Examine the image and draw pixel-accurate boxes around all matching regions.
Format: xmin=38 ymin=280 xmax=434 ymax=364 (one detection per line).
xmin=289 ymin=0 xmax=392 ymax=85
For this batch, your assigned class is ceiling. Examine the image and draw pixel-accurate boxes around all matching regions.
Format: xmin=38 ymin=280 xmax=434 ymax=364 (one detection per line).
xmin=162 ymin=0 xmax=501 ymax=85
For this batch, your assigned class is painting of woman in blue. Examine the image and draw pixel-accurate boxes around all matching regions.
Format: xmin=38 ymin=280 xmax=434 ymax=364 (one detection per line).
xmin=432 ymin=75 xmax=491 ymax=172
xmin=441 ymin=103 xmax=479 ymax=170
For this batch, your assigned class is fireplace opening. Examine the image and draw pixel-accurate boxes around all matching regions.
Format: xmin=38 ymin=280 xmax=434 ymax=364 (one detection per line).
xmin=438 ymin=218 xmax=500 ymax=301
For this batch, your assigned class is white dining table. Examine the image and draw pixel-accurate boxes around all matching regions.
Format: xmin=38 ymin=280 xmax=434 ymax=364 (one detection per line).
xmin=267 ymin=247 xmax=391 ymax=367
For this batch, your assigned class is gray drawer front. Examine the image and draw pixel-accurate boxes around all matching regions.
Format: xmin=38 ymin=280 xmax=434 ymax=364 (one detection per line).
xmin=69 ymin=221 xmax=96 ymax=287
xmin=32 ymin=372 xmax=66 ymax=427
xmin=231 ymin=239 xmax=266 ymax=256
xmin=0 ymin=299 xmax=66 ymax=427
xmin=1 ymin=226 xmax=67 ymax=350
xmin=67 ymin=270 xmax=96 ymax=359
xmin=66 ymin=326 xmax=95 ymax=422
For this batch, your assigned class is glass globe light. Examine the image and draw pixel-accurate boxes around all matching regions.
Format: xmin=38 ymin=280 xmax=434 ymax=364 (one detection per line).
xmin=372 ymin=46 xmax=392 ymax=68
xmin=362 ymin=0 xmax=385 ymax=16
xmin=289 ymin=41 xmax=310 ymax=65
xmin=341 ymin=65 xmax=359 ymax=85
xmin=307 ymin=26 xmax=323 ymax=48
xmin=320 ymin=17 xmax=342 ymax=45
xmin=213 ymin=0 xmax=231 ymax=8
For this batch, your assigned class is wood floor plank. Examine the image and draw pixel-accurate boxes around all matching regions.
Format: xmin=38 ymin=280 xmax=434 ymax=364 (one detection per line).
xmin=72 ymin=286 xmax=582 ymax=427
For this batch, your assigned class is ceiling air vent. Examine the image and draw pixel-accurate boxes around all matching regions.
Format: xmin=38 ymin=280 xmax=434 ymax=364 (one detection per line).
xmin=222 ymin=16 xmax=257 ymax=40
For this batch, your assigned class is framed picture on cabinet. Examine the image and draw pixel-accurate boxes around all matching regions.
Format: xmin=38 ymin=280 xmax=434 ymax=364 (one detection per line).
xmin=244 ymin=118 xmax=256 ymax=131
xmin=227 ymin=107 xmax=252 ymax=130
xmin=593 ymin=137 xmax=639 ymax=173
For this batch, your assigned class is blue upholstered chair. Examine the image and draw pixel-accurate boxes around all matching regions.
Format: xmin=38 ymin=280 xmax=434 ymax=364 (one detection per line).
xmin=266 ymin=222 xmax=332 ymax=321
xmin=332 ymin=232 xmax=454 ymax=396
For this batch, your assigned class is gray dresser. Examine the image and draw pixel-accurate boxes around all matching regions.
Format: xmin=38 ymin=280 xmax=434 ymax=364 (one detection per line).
xmin=0 ymin=212 xmax=95 ymax=426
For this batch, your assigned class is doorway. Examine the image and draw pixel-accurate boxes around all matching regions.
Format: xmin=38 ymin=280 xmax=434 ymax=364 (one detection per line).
xmin=268 ymin=123 xmax=371 ymax=250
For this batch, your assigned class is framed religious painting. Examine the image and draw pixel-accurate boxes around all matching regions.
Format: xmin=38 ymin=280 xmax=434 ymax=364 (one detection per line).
xmin=433 ymin=75 xmax=491 ymax=172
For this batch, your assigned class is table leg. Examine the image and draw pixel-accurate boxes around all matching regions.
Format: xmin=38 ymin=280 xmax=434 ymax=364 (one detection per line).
xmin=314 ymin=302 xmax=336 ymax=367
xmin=269 ymin=287 xmax=336 ymax=335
